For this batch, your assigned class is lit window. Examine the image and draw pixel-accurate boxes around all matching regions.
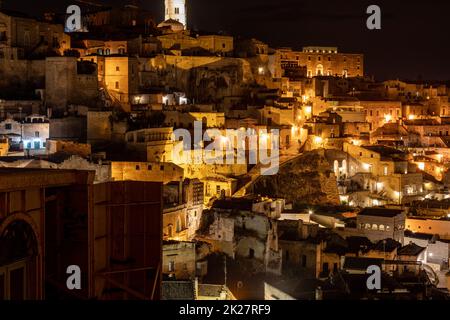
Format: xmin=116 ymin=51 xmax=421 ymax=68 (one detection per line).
xmin=372 ymin=224 xmax=378 ymax=230
xmin=168 ymin=261 xmax=175 ymax=272
xmin=379 ymin=225 xmax=385 ymax=231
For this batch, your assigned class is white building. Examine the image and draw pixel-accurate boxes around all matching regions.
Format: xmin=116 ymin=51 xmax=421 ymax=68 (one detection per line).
xmin=0 ymin=115 xmax=49 ymax=150
xmin=164 ymin=0 xmax=187 ymax=28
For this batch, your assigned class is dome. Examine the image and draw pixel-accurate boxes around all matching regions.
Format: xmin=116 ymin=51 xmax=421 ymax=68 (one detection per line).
xmin=157 ymin=19 xmax=185 ymax=32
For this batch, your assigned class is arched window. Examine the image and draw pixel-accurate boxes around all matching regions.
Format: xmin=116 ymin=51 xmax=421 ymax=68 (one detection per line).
xmin=316 ymin=64 xmax=323 ymax=76
xmin=176 ymin=217 xmax=181 ymax=233
xmin=372 ymin=224 xmax=378 ymax=230
xmin=379 ymin=225 xmax=385 ymax=231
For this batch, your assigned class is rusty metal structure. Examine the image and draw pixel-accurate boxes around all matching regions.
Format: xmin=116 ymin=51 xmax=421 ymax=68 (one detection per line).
xmin=0 ymin=168 xmax=162 ymax=300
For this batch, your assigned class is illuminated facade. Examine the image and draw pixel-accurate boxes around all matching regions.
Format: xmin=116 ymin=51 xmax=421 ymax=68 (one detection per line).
xmin=164 ymin=0 xmax=187 ymax=28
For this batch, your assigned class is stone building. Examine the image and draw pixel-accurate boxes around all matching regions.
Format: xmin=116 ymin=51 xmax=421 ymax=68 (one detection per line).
xmin=163 ymin=241 xmax=196 ymax=280
xmin=0 ymin=115 xmax=49 ymax=151
xmin=164 ymin=0 xmax=187 ymax=28
xmin=0 ymin=9 xmax=70 ymax=59
xmin=343 ymin=143 xmax=424 ymax=204
xmin=45 ymin=57 xmax=98 ymax=114
xmin=0 ymin=169 xmax=163 ymax=300
xmin=338 ymin=207 xmax=406 ymax=243
xmin=273 ymin=46 xmax=363 ymax=78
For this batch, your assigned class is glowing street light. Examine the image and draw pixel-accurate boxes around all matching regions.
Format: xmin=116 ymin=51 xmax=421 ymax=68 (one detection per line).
xmin=304 ymin=106 xmax=312 ymax=114
xmin=314 ymin=136 xmax=323 ymax=144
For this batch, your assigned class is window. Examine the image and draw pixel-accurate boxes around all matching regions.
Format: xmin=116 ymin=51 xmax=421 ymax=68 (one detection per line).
xmin=372 ymin=224 xmax=378 ymax=230
xmin=160 ymin=165 xmax=164 ymax=171
xmin=301 ymin=255 xmax=307 ymax=267
xmin=116 ymin=66 xmax=120 ymax=71
xmin=115 ymin=81 xmax=119 ymax=89
xmin=249 ymin=248 xmax=255 ymax=259
xmin=5 ymin=123 xmax=11 ymax=130
xmin=216 ymin=185 xmax=221 ymax=195
xmin=174 ymin=7 xmax=180 ymax=14
xmin=135 ymin=165 xmax=140 ymax=170
xmin=386 ymin=225 xmax=390 ymax=231
xmin=35 ymin=131 xmax=39 ymax=138
xmin=147 ymin=165 xmax=152 ymax=170
xmin=323 ymin=262 xmax=329 ymax=273
xmin=379 ymin=225 xmax=385 ymax=231
xmin=285 ymin=250 xmax=290 ymax=262
xmin=168 ymin=261 xmax=175 ymax=272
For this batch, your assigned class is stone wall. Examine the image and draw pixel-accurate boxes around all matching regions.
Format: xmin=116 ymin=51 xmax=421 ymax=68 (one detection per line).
xmin=250 ymin=149 xmax=340 ymax=206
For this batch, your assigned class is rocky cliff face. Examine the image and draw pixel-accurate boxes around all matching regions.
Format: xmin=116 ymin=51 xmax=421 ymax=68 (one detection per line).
xmin=249 ymin=149 xmax=340 ymax=206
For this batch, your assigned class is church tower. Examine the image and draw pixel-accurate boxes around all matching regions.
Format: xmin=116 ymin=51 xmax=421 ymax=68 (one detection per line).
xmin=164 ymin=0 xmax=187 ymax=28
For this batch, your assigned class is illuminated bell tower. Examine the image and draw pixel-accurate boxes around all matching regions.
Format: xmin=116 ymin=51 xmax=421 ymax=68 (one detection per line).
xmin=165 ymin=0 xmax=187 ymax=28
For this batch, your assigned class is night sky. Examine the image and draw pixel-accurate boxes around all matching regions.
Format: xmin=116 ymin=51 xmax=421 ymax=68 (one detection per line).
xmin=4 ymin=0 xmax=450 ymax=81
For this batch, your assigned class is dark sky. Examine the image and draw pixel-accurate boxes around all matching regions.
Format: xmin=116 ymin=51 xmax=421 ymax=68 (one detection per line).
xmin=4 ymin=0 xmax=450 ymax=81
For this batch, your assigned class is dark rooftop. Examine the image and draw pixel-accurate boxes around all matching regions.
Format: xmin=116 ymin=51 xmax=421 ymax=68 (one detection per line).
xmin=358 ymin=207 xmax=404 ymax=218
xmin=343 ymin=257 xmax=383 ymax=270
xmin=398 ymin=243 xmax=426 ymax=256
xmin=161 ymin=281 xmax=195 ymax=300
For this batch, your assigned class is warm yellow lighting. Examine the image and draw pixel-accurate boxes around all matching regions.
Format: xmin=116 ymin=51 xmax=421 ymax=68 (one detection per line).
xmin=394 ymin=191 xmax=401 ymax=198
xmin=417 ymin=162 xmax=425 ymax=170
xmin=408 ymin=114 xmax=416 ymax=120
xmin=362 ymin=163 xmax=371 ymax=171
xmin=260 ymin=133 xmax=269 ymax=141
xmin=384 ymin=114 xmax=392 ymax=123
xmin=314 ymin=136 xmax=323 ymax=144
xmin=352 ymin=139 xmax=362 ymax=146
xmin=304 ymin=106 xmax=312 ymax=114
xmin=376 ymin=182 xmax=384 ymax=190
xmin=258 ymin=67 xmax=264 ymax=75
